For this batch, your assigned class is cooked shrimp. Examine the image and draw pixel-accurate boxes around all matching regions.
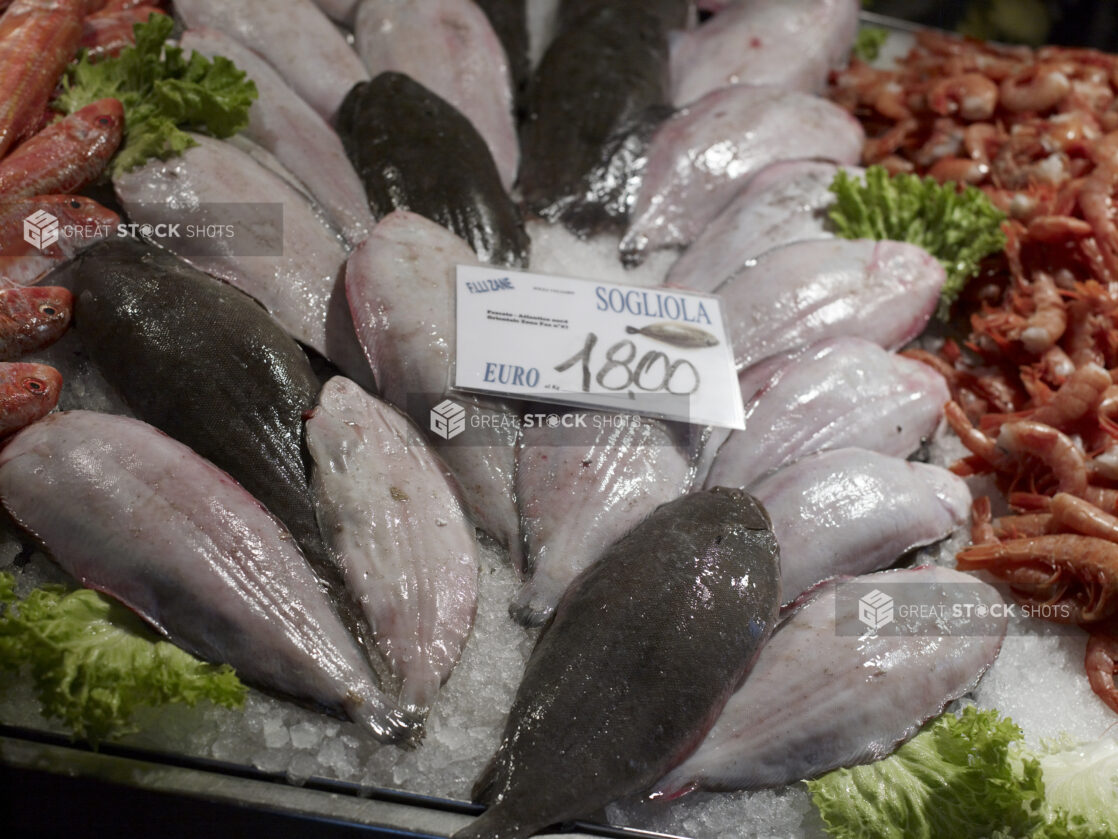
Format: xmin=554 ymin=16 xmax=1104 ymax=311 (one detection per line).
xmin=1028 ymin=362 xmax=1110 ymax=427
xmin=1000 ymin=64 xmax=1071 ymax=112
xmin=1017 ymin=272 xmax=1068 ymax=354
xmin=928 ymin=73 xmax=999 ymax=121
xmin=1050 ymin=492 xmax=1118 ymax=543
xmin=998 ymin=420 xmax=1089 ymax=496
xmin=1086 ymin=629 xmax=1118 ymax=714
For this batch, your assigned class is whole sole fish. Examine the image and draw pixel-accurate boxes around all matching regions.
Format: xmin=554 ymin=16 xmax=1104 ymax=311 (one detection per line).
xmin=702 ymin=337 xmax=950 ymax=489
xmin=346 ymin=211 xmax=522 ymax=565
xmin=620 ymin=84 xmax=864 ymax=265
xmin=454 ymin=488 xmax=781 ymax=839
xmin=0 ymin=286 xmax=72 ymax=360
xmin=174 ymin=0 xmax=368 ymax=122
xmin=671 ymin=0 xmax=859 ymax=106
xmin=337 ymin=73 xmax=528 ymax=269
xmin=653 ymin=566 xmax=1005 ymax=794
xmin=0 ymin=98 xmax=123 ymax=198
xmin=180 ymin=28 xmax=374 ymax=248
xmin=717 ymin=238 xmax=945 ymax=371
xmin=0 ymin=360 xmax=61 ymax=436
xmin=113 ymin=133 xmax=372 ymax=387
xmin=0 ymin=195 xmax=119 ymax=289
xmin=306 ymin=376 xmax=479 ymax=718
xmin=0 ymin=410 xmax=415 ymax=745
xmin=665 ymin=160 xmax=857 ymax=293
xmin=354 ymin=0 xmax=519 ymax=193
xmin=750 ymin=448 xmax=970 ymax=601
xmin=512 ymin=411 xmax=694 ymax=626
xmin=518 ymin=4 xmax=671 ymax=218
xmin=69 ymin=237 xmax=331 ymax=583
xmin=0 ymin=0 xmax=83 ymax=158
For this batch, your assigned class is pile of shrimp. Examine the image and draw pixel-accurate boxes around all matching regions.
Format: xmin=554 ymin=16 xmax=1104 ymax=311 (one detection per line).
xmin=830 ymin=30 xmax=1118 ymax=714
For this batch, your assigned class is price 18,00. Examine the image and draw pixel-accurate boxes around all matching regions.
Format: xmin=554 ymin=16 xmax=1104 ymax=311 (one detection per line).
xmin=554 ymin=333 xmax=700 ymax=395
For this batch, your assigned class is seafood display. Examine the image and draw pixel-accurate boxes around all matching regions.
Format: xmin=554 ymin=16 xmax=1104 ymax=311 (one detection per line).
xmin=832 ymin=28 xmax=1118 ymax=716
xmin=337 ymin=73 xmax=529 ymax=269
xmin=716 ymin=238 xmax=945 ymax=370
xmin=512 ymin=412 xmax=694 ymax=625
xmin=2 ymin=3 xmax=1116 ymax=838
xmin=702 ymin=337 xmax=950 ymax=489
xmin=653 ymin=566 xmax=1005 ymax=794
xmin=620 ymin=84 xmax=864 ymax=264
xmin=354 ymin=0 xmax=519 ymax=192
xmin=751 ymin=448 xmax=971 ymax=600
xmin=453 ymin=489 xmax=781 ymax=839
xmin=69 ymin=238 xmax=330 ymax=579
xmin=306 ymin=377 xmax=479 ymax=720
xmin=179 ymin=28 xmax=374 ymax=248
xmin=0 ymin=410 xmax=415 ymax=745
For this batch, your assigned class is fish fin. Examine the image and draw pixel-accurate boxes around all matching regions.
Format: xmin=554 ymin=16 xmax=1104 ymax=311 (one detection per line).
xmin=508 ymin=580 xmax=554 ymax=628
xmin=470 ymin=751 xmax=504 ymax=805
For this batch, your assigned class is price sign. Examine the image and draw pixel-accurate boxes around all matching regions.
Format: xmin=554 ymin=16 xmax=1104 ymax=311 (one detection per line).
xmin=454 ymin=266 xmax=744 ymax=429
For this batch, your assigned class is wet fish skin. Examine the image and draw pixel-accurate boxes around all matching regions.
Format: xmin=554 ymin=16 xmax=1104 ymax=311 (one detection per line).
xmin=512 ymin=412 xmax=693 ymax=626
xmin=0 ymin=195 xmax=120 ymax=289
xmin=69 ymin=237 xmax=331 ymax=581
xmin=355 ymin=0 xmax=520 ymax=193
xmin=625 ymin=322 xmax=719 ymax=348
xmin=718 ymin=238 xmax=945 ymax=370
xmin=665 ymin=160 xmax=857 ymax=293
xmin=80 ymin=6 xmax=163 ymax=61
xmin=558 ymin=0 xmax=690 ymax=33
xmin=671 ymin=0 xmax=859 ymax=106
xmin=620 ymin=85 xmax=864 ymax=265
xmin=454 ymin=488 xmax=781 ymax=839
xmin=0 ymin=0 xmax=83 ymax=159
xmin=702 ymin=337 xmax=950 ymax=490
xmin=0 ymin=410 xmax=415 ymax=745
xmin=174 ymin=0 xmax=368 ymax=122
xmin=519 ymin=5 xmax=671 ymax=217
xmin=306 ymin=376 xmax=479 ymax=718
xmin=180 ymin=28 xmax=374 ymax=248
xmin=473 ymin=0 xmax=530 ymax=116
xmin=0 ymin=286 xmax=72 ymax=360
xmin=337 ymin=74 xmax=529 ymax=269
xmin=653 ymin=566 xmax=1005 ymax=794
xmin=345 ymin=211 xmax=522 ymax=565
xmin=750 ymin=448 xmax=971 ymax=601
xmin=0 ymin=361 xmax=61 ymax=436
xmin=114 ymin=133 xmax=372 ymax=386
xmin=0 ymin=98 xmax=123 ymax=198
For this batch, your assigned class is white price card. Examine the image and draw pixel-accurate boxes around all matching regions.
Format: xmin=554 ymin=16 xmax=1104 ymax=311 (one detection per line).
xmin=454 ymin=265 xmax=744 ymax=430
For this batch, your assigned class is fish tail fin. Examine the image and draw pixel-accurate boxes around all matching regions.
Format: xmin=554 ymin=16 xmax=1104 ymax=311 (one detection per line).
xmin=624 ymin=325 xmax=640 ymax=334
xmin=471 ymin=752 xmax=501 ymax=805
xmin=399 ymin=672 xmax=439 ymax=723
xmin=508 ymin=579 xmax=555 ymax=628
xmin=348 ymin=695 xmax=425 ymax=749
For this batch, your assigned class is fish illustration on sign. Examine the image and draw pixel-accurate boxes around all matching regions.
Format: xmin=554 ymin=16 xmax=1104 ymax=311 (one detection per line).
xmin=625 ymin=322 xmax=719 ymax=348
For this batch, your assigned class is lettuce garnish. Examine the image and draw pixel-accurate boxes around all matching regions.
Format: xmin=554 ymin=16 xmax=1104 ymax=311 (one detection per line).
xmin=829 ymin=166 xmax=1007 ymax=319
xmin=807 ymin=706 xmax=1118 ymax=839
xmin=56 ymin=15 xmax=257 ymax=176
xmin=0 ymin=572 xmax=245 ymax=743
xmin=853 ymin=27 xmax=889 ymax=62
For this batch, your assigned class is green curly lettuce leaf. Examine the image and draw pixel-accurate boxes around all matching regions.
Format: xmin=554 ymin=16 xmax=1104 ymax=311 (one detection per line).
xmin=853 ymin=27 xmax=889 ymax=62
xmin=829 ymin=165 xmax=1007 ymax=319
xmin=0 ymin=572 xmax=245 ymax=743
xmin=808 ymin=706 xmax=1118 ymax=839
xmin=56 ymin=14 xmax=257 ymax=176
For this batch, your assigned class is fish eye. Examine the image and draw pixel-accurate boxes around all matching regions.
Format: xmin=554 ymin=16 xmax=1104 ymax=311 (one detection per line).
xmin=39 ymin=304 xmax=57 ymax=316
xmin=69 ymin=199 xmax=82 ymax=209
xmin=23 ymin=378 xmax=45 ymax=393
xmin=98 ymin=116 xmax=111 ymax=126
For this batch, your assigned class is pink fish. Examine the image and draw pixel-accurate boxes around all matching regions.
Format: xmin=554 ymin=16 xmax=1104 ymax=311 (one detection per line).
xmin=0 ymin=195 xmax=120 ymax=288
xmin=0 ymin=98 xmax=124 ymax=197
xmin=0 ymin=360 xmax=61 ymax=436
xmin=0 ymin=286 xmax=72 ymax=359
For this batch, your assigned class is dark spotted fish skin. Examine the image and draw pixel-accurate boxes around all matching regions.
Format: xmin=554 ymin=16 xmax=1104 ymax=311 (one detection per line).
xmin=0 ymin=360 xmax=61 ymax=436
xmin=558 ymin=0 xmax=690 ymax=34
xmin=0 ymin=286 xmax=72 ymax=360
xmin=453 ymin=488 xmax=781 ymax=839
xmin=68 ymin=238 xmax=330 ymax=580
xmin=518 ymin=4 xmax=673 ymax=221
xmin=337 ymin=73 xmax=529 ymax=269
